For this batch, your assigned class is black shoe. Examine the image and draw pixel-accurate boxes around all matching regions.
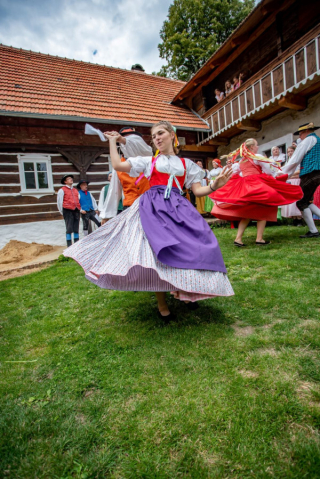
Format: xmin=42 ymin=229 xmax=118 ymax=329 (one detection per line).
xmin=74 ymin=237 xmax=79 ymax=243
xmin=186 ymin=301 xmax=199 ymax=311
xmin=299 ymin=231 xmax=320 ymax=238
xmin=157 ymin=311 xmax=174 ymax=323
xmin=67 ymin=240 xmax=72 ymax=247
xmin=234 ymin=241 xmax=246 ymax=247
xmin=256 ymin=241 xmax=271 ymax=245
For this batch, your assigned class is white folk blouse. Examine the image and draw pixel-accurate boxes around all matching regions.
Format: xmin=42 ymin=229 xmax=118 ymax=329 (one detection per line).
xmin=127 ymin=155 xmax=205 ymax=189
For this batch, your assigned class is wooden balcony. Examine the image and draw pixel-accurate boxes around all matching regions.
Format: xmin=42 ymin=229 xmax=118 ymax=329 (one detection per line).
xmin=198 ymin=27 xmax=320 ymax=146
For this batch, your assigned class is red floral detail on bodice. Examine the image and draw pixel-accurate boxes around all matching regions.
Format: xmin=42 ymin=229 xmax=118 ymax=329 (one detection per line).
xmin=149 ymin=157 xmax=186 ymax=188
xmin=240 ymin=159 xmax=262 ymax=177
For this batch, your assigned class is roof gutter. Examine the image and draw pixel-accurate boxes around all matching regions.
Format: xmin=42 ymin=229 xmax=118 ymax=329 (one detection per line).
xmin=0 ymin=110 xmax=210 ymax=133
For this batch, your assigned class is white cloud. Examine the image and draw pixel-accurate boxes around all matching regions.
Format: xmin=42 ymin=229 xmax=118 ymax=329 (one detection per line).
xmin=0 ymin=0 xmax=172 ymax=73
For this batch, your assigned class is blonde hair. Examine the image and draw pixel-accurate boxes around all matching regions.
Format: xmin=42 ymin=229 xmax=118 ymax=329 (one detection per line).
xmin=151 ymin=120 xmax=179 ymax=155
xmin=244 ymin=138 xmax=257 ymax=151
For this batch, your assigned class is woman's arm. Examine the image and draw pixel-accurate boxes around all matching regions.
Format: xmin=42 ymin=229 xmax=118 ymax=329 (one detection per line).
xmin=104 ymin=133 xmax=131 ymax=172
xmin=191 ymin=166 xmax=232 ymax=197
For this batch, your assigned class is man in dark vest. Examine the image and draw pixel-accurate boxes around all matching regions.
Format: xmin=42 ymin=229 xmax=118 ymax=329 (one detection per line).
xmin=57 ymin=175 xmax=81 ymax=246
xmin=283 ymin=122 xmax=320 ymax=237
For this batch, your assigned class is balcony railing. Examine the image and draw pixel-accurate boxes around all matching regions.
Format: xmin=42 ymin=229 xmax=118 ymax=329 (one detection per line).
xmin=198 ymin=31 xmax=320 ymax=145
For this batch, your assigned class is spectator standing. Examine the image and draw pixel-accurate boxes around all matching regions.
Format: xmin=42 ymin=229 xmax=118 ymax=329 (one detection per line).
xmin=215 ymin=88 xmax=225 ymax=103
xmin=77 ymin=181 xmax=101 ymax=236
xmin=225 ymin=80 xmax=233 ymax=97
xmin=233 ymin=76 xmax=240 ymax=90
xmin=195 ymin=160 xmax=208 ymax=215
xmin=270 ymin=146 xmax=286 ymax=165
xmin=57 ymin=175 xmax=81 ymax=247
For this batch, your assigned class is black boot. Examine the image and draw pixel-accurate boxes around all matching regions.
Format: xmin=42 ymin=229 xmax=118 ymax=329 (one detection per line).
xmin=74 ymin=237 xmax=79 ymax=243
xmin=67 ymin=240 xmax=72 ymax=247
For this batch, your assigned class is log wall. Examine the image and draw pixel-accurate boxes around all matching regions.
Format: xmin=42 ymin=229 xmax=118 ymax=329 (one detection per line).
xmin=0 ymin=151 xmax=111 ymax=225
xmin=0 ymin=118 xmax=204 ymax=226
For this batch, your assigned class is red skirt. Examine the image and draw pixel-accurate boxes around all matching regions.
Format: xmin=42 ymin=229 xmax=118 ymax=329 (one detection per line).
xmin=210 ymin=173 xmax=303 ymax=222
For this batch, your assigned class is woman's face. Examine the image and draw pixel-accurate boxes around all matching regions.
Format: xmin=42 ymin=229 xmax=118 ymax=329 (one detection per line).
xmin=287 ymin=147 xmax=295 ymax=158
xmin=226 ymin=81 xmax=231 ymax=89
xmin=249 ymin=140 xmax=259 ymax=154
xmin=151 ymin=126 xmax=174 ymax=152
xmin=272 ymin=147 xmax=280 ymax=157
xmin=196 ymin=161 xmax=204 ymax=169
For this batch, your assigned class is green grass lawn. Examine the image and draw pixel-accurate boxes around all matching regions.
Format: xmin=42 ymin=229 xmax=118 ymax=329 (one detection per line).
xmin=1 ymin=225 xmax=320 ymax=478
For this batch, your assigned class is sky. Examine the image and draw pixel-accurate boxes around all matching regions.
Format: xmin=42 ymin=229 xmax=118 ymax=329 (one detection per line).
xmin=0 ymin=0 xmax=173 ymax=73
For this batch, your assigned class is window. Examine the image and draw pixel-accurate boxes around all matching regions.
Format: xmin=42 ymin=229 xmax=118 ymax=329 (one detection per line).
xmin=18 ymin=155 xmax=54 ymax=197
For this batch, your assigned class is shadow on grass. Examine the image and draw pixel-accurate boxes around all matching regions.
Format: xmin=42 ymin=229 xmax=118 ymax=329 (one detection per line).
xmin=124 ymin=293 xmax=231 ymax=330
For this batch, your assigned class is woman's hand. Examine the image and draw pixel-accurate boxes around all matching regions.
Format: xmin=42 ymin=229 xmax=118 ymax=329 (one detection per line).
xmin=103 ymin=131 xmax=126 ymax=144
xmin=211 ymin=165 xmax=232 ymax=190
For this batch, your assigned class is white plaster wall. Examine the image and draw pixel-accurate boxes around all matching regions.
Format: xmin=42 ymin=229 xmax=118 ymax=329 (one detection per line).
xmin=0 ymin=219 xmax=86 ymax=249
xmin=218 ymin=92 xmax=320 ymax=158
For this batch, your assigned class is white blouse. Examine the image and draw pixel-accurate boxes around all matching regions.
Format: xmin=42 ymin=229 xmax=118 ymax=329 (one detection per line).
xmin=232 ymin=155 xmax=282 ymax=178
xmin=209 ymin=167 xmax=222 ymax=179
xmin=126 ymin=155 xmax=205 ymax=189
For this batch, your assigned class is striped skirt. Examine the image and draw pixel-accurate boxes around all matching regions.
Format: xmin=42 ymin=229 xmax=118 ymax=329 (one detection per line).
xmin=64 ymin=198 xmax=234 ymax=302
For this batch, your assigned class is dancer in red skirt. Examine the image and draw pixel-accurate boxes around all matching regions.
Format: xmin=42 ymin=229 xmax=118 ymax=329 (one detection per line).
xmin=209 ymin=138 xmax=303 ymax=246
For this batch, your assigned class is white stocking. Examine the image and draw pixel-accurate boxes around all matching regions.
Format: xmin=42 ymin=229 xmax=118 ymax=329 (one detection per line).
xmin=309 ymin=203 xmax=320 ymax=217
xmin=302 ymin=207 xmax=318 ymax=233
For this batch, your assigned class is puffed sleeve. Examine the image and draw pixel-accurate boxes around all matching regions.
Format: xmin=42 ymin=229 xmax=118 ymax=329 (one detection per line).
xmin=184 ymin=158 xmax=206 ymax=188
xmin=126 ymin=156 xmax=153 ymax=178
xmin=120 ymin=135 xmax=153 ymax=158
xmin=231 ymin=162 xmax=241 ymax=176
xmin=254 ymin=155 xmax=280 ymax=177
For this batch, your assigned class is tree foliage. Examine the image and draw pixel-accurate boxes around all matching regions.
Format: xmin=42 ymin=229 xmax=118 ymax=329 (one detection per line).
xmin=157 ymin=0 xmax=255 ymax=81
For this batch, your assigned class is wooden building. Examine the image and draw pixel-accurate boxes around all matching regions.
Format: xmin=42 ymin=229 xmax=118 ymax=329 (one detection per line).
xmin=172 ymin=0 xmax=320 ymax=159
xmin=0 ymin=47 xmax=211 ymax=247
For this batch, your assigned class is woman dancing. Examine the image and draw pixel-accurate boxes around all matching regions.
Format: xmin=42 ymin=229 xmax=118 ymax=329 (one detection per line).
xmin=64 ymin=121 xmax=234 ymax=320
xmin=209 ymin=139 xmax=303 ymax=246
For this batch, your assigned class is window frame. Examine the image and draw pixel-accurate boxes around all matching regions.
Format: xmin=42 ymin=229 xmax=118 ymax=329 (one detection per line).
xmin=18 ymin=154 xmax=54 ymax=197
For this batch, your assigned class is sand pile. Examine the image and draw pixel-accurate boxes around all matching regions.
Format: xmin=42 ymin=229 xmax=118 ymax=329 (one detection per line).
xmin=0 ymin=240 xmax=65 ymax=280
xmin=0 ymin=240 xmax=55 ymax=266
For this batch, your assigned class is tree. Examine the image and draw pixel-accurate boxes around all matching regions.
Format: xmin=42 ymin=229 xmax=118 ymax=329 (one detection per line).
xmin=158 ymin=0 xmax=255 ymax=81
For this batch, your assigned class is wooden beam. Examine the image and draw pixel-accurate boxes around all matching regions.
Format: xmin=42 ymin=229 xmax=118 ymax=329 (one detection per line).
xmin=261 ymin=0 xmax=280 ymax=16
xmin=278 ymin=93 xmax=307 ymax=111
xmin=208 ymin=138 xmax=229 ymax=146
xmin=237 ymin=120 xmax=261 ymax=131
xmin=230 ymin=34 xmax=249 ymax=49
xmin=180 ymin=144 xmax=217 ymax=153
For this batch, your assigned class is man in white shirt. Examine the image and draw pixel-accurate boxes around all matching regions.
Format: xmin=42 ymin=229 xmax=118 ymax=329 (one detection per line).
xmin=282 ymin=122 xmax=320 ymax=237
xmin=99 ymin=127 xmax=152 ymax=223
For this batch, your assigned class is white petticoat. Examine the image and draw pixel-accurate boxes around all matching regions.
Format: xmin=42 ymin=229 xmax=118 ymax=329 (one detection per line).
xmin=64 ymin=198 xmax=234 ymax=302
xmin=281 ymin=178 xmax=302 ymax=218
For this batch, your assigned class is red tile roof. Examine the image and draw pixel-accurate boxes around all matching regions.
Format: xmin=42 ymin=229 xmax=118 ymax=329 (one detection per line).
xmin=0 ymin=45 xmax=209 ymax=131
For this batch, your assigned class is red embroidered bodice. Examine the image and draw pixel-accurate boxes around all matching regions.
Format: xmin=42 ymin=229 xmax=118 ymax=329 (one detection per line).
xmin=149 ymin=157 xmax=186 ymax=188
xmin=240 ymin=159 xmax=262 ymax=177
